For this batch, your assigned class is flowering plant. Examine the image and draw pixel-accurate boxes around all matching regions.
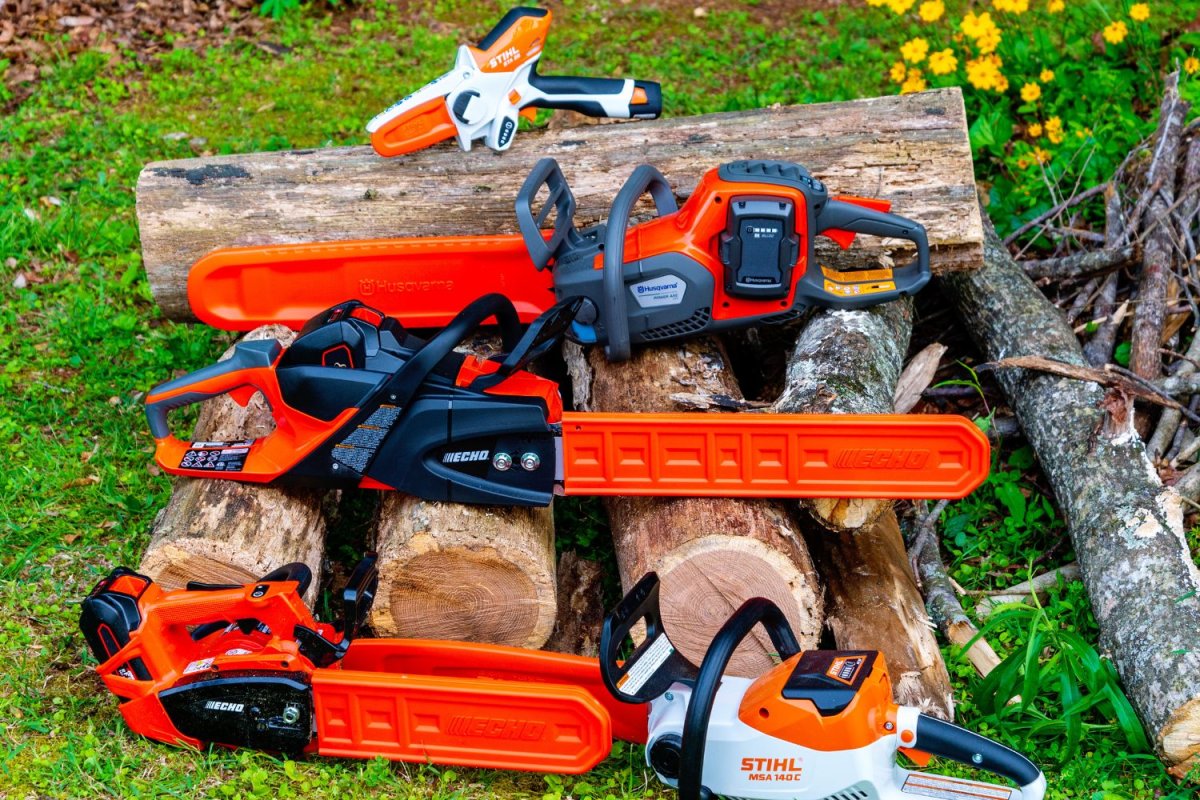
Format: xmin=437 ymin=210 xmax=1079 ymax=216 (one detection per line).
xmin=865 ymin=0 xmax=1199 ymax=238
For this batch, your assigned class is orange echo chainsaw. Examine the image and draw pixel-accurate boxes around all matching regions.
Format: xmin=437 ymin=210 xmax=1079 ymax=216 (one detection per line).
xmin=145 ymin=295 xmax=989 ymax=506
xmin=364 ymin=7 xmax=661 ymax=157
xmin=81 ymin=558 xmax=1046 ymax=800
xmin=186 ymin=158 xmax=930 ymax=361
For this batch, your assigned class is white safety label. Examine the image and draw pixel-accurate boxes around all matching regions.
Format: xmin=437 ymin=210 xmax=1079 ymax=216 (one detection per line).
xmin=616 ymin=634 xmax=674 ymax=696
xmin=629 ymin=275 xmax=686 ymax=308
xmin=183 ymin=657 xmax=215 ymax=675
xmin=901 ymin=773 xmax=1012 ymax=800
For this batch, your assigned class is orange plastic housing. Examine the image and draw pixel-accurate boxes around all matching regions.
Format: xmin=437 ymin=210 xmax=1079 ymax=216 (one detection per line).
xmin=91 ymin=579 xmax=647 ymax=773
xmin=558 ymin=412 xmax=990 ymax=500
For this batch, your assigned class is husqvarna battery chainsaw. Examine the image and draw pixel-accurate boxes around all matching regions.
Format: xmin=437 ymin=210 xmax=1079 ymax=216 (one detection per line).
xmin=81 ymin=560 xmax=1045 ymax=799
xmin=187 ymin=158 xmax=930 ymax=361
xmin=365 ymin=7 xmax=661 ymax=157
xmin=145 ymin=295 xmax=988 ymax=505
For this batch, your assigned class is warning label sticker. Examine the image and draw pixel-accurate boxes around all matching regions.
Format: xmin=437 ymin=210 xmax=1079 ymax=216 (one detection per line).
xmin=181 ymin=440 xmax=255 ymax=472
xmin=901 ymin=773 xmax=1013 ymax=800
xmin=183 ymin=657 xmax=215 ymax=675
xmin=616 ymin=634 xmax=674 ymax=696
xmin=630 ymin=275 xmax=686 ymax=308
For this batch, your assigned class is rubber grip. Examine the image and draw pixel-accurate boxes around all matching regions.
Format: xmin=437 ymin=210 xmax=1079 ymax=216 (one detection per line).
xmin=527 ymin=73 xmax=663 ymax=119
xmin=144 ymin=340 xmax=281 ymax=438
xmin=602 ymin=165 xmax=678 ymax=361
xmin=914 ymin=713 xmax=1044 ymax=792
xmin=814 ymin=200 xmax=931 ymax=303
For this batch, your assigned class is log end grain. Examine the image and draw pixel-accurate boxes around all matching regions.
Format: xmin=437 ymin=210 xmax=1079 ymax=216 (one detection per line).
xmin=1162 ymin=696 xmax=1200 ymax=778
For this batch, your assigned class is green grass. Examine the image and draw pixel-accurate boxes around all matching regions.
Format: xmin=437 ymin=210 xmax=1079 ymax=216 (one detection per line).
xmin=2 ymin=0 xmax=1199 ymax=796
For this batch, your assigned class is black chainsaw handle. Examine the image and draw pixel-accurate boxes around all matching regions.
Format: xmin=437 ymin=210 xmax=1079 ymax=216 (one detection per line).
xmin=912 ymin=714 xmax=1045 ymax=798
xmin=599 ymin=572 xmax=699 ymax=704
xmin=145 ymin=339 xmax=282 ymax=439
xmin=527 ymin=70 xmax=663 ymax=119
xmin=384 ymin=293 xmax=523 ymax=409
xmin=678 ymin=597 xmax=801 ymax=800
xmin=516 ymin=158 xmax=579 ymax=271
xmin=812 ymin=199 xmax=931 ymax=308
xmin=602 ymin=165 xmax=679 ymax=361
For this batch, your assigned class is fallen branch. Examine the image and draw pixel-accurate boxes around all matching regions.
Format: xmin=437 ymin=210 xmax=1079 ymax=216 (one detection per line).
xmin=1021 ymin=245 xmax=1137 ymax=281
xmin=974 ymin=564 xmax=1082 ymax=619
xmin=893 ymin=343 xmax=948 ymax=413
xmin=1003 ymin=182 xmax=1108 ymax=247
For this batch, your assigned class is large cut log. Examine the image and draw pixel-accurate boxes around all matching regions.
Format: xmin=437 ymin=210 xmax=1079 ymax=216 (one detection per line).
xmin=806 ymin=510 xmax=955 ymax=720
xmin=774 ymin=299 xmax=913 ymax=530
xmin=137 ymin=88 xmax=981 ymax=320
xmin=139 ymin=327 xmax=325 ymax=598
xmin=369 ymin=499 xmax=557 ymax=648
xmin=943 ymin=213 xmax=1200 ymax=777
xmin=565 ymin=337 xmax=824 ymax=677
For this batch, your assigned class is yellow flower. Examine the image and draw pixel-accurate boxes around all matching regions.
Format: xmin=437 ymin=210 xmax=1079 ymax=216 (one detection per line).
xmin=901 ymin=37 xmax=930 ymax=63
xmin=976 ymin=29 xmax=1002 ymax=54
xmin=901 ymin=70 xmax=929 ymax=94
xmin=994 ymin=0 xmax=1030 ymax=13
xmin=890 ymin=61 xmax=909 ymax=83
xmin=965 ymin=55 xmax=1005 ymax=91
xmin=996 ymin=74 xmax=1010 ymax=92
xmin=1017 ymin=157 xmax=1030 ymax=169
xmin=888 ymin=0 xmax=917 ymax=13
xmin=1040 ymin=69 xmax=1055 ymax=82
xmin=1186 ymin=57 xmax=1200 ymax=75
xmin=1103 ymin=21 xmax=1128 ymax=44
xmin=918 ymin=0 xmax=945 ymax=21
xmin=1130 ymin=3 xmax=1150 ymax=21
xmin=1048 ymin=0 xmax=1064 ymax=11
xmin=1020 ymin=82 xmax=1042 ymax=102
xmin=928 ymin=48 xmax=958 ymax=75
xmin=961 ymin=11 xmax=990 ymax=39
xmin=866 ymin=0 xmax=888 ymax=5
xmin=1045 ymin=116 xmax=1064 ymax=144
xmin=1028 ymin=122 xmax=1044 ymax=137
xmin=1034 ymin=147 xmax=1051 ymax=164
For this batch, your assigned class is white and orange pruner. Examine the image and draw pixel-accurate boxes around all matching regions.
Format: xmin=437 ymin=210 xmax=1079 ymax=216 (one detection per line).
xmin=366 ymin=7 xmax=661 ymax=156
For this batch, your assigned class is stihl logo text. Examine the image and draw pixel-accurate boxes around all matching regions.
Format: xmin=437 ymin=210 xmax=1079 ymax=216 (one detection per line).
xmin=835 ymin=449 xmax=930 ymax=470
xmin=488 ymin=46 xmax=522 ymax=70
xmin=443 ymin=450 xmax=490 ymax=464
xmin=204 ymin=701 xmax=245 ymax=713
xmin=358 ymin=278 xmax=455 ymax=296
xmin=740 ymin=757 xmax=804 ymax=783
xmin=447 ymin=715 xmax=546 ymax=740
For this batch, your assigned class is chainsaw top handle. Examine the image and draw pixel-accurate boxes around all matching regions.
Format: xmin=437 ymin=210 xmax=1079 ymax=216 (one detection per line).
xmin=602 ymin=165 xmax=679 ymax=361
xmin=677 ymin=596 xmax=801 ymax=800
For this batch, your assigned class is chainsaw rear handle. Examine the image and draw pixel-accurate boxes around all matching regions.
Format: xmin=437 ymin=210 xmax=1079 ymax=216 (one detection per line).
xmin=678 ymin=597 xmax=802 ymax=800
xmin=145 ymin=339 xmax=282 ymax=439
xmin=599 ymin=572 xmax=698 ymax=704
xmin=603 ymin=165 xmax=679 ymax=360
xmin=527 ymin=69 xmax=662 ymax=119
xmin=516 ymin=157 xmax=579 ymax=270
xmin=912 ymin=713 xmax=1046 ymax=798
xmin=812 ymin=199 xmax=931 ymax=307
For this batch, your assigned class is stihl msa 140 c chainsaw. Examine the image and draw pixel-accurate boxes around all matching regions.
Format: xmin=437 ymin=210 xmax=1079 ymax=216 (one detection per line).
xmin=81 ymin=559 xmax=1045 ymax=800
xmin=365 ymin=7 xmax=661 ymax=157
xmin=187 ymin=159 xmax=930 ymax=361
xmin=146 ymin=295 xmax=988 ymax=505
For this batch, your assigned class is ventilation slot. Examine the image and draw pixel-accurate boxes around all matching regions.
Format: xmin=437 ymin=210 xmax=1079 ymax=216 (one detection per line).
xmin=640 ymin=307 xmax=712 ymax=341
xmin=762 ymin=308 xmax=806 ymax=325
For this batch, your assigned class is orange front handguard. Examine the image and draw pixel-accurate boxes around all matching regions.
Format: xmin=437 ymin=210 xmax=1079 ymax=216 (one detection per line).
xmin=144 ymin=338 xmax=357 ymax=481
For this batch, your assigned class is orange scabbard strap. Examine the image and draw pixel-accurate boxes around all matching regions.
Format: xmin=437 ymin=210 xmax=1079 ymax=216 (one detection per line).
xmin=558 ymin=412 xmax=989 ymax=500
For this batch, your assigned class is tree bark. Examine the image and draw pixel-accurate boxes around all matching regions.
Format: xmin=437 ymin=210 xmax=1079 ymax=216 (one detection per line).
xmin=368 ymin=498 xmax=557 ymax=648
xmin=139 ymin=327 xmax=325 ymax=598
xmin=544 ymin=551 xmax=606 ymax=657
xmin=806 ymin=510 xmax=955 ymax=719
xmin=136 ymin=89 xmax=982 ymax=321
xmin=942 ymin=210 xmax=1200 ymax=777
xmin=773 ymin=299 xmax=913 ymax=530
xmin=565 ymin=338 xmax=823 ymax=677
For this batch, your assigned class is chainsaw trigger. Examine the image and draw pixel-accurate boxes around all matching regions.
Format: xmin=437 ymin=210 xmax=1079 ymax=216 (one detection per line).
xmin=229 ymin=386 xmax=257 ymax=407
xmin=899 ymin=747 xmax=933 ymax=767
xmin=820 ymin=227 xmax=858 ymax=250
xmin=294 ymin=624 xmax=346 ymax=668
xmin=519 ymin=107 xmax=538 ymax=122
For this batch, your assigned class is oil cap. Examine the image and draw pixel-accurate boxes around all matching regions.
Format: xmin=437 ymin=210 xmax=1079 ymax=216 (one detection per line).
xmin=648 ymin=733 xmax=684 ymax=780
xmin=719 ymin=197 xmax=799 ymax=299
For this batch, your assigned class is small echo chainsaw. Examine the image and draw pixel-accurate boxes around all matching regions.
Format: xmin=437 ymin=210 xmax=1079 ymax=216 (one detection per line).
xmin=600 ymin=573 xmax=1047 ymax=800
xmin=81 ymin=561 xmax=1045 ymax=799
xmin=145 ymin=295 xmax=988 ymax=505
xmin=187 ymin=158 xmax=930 ymax=361
xmin=366 ymin=7 xmax=661 ymax=157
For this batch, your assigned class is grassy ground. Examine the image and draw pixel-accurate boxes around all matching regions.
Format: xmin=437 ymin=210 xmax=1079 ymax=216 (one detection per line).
xmin=2 ymin=0 xmax=1200 ymax=797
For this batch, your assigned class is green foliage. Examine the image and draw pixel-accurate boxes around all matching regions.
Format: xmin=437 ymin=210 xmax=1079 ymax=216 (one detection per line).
xmin=861 ymin=0 xmax=1200 ymax=238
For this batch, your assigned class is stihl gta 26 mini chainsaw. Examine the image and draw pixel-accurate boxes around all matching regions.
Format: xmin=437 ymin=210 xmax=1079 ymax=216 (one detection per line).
xmin=366 ymin=7 xmax=661 ymax=156
xmin=146 ymin=296 xmax=988 ymax=505
xmin=81 ymin=560 xmax=1045 ymax=799
xmin=189 ymin=159 xmax=930 ymax=361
